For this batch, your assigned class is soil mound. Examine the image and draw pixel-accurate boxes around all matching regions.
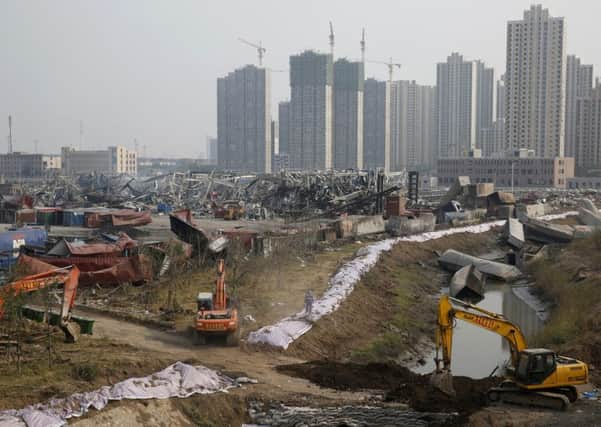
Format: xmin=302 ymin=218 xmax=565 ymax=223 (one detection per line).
xmin=278 ymin=360 xmax=499 ymax=414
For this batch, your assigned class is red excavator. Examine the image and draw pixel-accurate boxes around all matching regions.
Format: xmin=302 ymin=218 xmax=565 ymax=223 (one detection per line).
xmin=1 ymin=266 xmax=81 ymax=342
xmin=193 ymin=259 xmax=239 ymax=346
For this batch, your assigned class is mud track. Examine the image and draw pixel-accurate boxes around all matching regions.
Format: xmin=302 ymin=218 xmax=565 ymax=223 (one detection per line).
xmin=278 ymin=360 xmax=500 ymax=415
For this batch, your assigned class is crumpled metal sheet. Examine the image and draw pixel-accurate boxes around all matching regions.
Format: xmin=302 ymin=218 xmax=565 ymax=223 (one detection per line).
xmin=19 ymin=254 xmax=151 ymax=286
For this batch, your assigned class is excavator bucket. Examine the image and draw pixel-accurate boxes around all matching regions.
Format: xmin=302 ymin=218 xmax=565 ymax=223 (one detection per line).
xmin=430 ymin=369 xmax=455 ymax=396
xmin=61 ymin=321 xmax=81 ymax=343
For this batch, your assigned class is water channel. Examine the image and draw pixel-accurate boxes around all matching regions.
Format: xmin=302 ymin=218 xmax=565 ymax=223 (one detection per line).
xmin=414 ymin=280 xmax=549 ymax=379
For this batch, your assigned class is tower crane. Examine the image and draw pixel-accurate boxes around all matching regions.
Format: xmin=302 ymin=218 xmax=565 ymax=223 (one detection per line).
xmin=238 ymin=38 xmax=266 ymax=66
xmin=329 ymin=21 xmax=335 ymax=58
xmin=367 ymin=58 xmax=401 ymax=83
xmin=360 ymin=28 xmax=366 ymax=64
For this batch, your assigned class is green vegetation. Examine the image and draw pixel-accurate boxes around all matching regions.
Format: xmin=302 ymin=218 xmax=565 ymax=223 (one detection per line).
xmin=528 ymin=235 xmax=601 ymax=378
xmin=351 ymin=266 xmax=435 ymax=362
xmin=73 ymin=362 xmax=99 ymax=382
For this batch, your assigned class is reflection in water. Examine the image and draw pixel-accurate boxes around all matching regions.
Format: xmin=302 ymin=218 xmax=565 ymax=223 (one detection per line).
xmin=413 ymin=283 xmax=546 ymax=379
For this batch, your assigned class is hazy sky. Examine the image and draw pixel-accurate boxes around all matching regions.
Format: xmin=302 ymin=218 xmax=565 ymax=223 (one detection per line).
xmin=1 ymin=1 xmax=599 ymax=158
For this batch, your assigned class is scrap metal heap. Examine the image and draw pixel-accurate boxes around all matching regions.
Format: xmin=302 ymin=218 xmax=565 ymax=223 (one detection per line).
xmin=2 ymin=170 xmax=403 ymax=219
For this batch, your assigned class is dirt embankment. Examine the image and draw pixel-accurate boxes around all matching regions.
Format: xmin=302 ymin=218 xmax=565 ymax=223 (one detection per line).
xmin=0 ymin=327 xmax=174 ymax=411
xmin=287 ymin=231 xmax=499 ymax=362
xmin=529 ymin=234 xmax=601 ymax=384
xmin=278 ymin=360 xmax=499 ymax=416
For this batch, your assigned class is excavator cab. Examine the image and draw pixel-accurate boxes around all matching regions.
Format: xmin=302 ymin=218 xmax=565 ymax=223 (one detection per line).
xmin=196 ymin=292 xmax=213 ymax=312
xmin=515 ymin=349 xmax=556 ymax=385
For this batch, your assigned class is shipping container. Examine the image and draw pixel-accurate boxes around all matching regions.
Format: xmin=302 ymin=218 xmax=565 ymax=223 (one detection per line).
xmin=62 ymin=210 xmax=85 ymax=227
xmin=16 ymin=209 xmax=37 ymax=225
xmin=0 ymin=228 xmax=48 ymax=269
xmin=35 ymin=208 xmax=62 ymax=226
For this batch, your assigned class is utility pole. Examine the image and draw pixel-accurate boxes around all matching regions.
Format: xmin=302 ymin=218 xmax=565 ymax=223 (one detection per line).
xmin=34 ymin=140 xmax=39 ymax=154
xmin=8 ymin=115 xmax=13 ymax=153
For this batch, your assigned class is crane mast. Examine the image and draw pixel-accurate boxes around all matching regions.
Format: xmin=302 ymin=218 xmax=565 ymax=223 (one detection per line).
xmin=329 ymin=21 xmax=334 ymax=58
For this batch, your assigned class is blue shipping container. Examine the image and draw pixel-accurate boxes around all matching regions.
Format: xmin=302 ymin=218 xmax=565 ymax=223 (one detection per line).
xmin=62 ymin=210 xmax=85 ymax=227
xmin=0 ymin=228 xmax=48 ymax=270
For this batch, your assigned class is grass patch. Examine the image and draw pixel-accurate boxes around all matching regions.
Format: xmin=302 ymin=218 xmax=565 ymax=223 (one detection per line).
xmin=528 ymin=234 xmax=601 ymax=376
xmin=351 ymin=266 xmax=434 ymax=363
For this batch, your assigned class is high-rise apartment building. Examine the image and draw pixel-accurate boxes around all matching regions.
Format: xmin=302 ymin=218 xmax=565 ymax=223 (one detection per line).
xmin=496 ymin=74 xmax=506 ymax=121
xmin=481 ymin=75 xmax=508 ymax=157
xmin=217 ymin=65 xmax=271 ymax=173
xmin=333 ymin=59 xmax=364 ymax=170
xmin=436 ymin=53 xmax=494 ymax=159
xmin=289 ymin=51 xmax=333 ymax=170
xmin=575 ymin=82 xmax=601 ymax=174
xmin=363 ymin=78 xmax=390 ymax=171
xmin=565 ymin=55 xmax=593 ymax=157
xmin=480 ymin=121 xmax=506 ymax=157
xmin=206 ymin=137 xmax=218 ymax=164
xmin=505 ymin=5 xmax=566 ymax=157
xmin=475 ymin=61 xmax=494 ymax=149
xmin=278 ymin=101 xmax=290 ymax=156
xmin=390 ymin=81 xmax=437 ymax=171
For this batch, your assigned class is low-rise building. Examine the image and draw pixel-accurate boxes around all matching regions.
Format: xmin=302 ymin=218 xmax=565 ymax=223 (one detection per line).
xmin=61 ymin=146 xmax=137 ymax=175
xmin=0 ymin=152 xmax=61 ymax=178
xmin=437 ymin=153 xmax=574 ymax=188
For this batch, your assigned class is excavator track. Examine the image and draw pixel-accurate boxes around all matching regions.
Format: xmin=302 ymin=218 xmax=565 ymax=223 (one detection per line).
xmin=487 ymin=386 xmax=570 ymax=411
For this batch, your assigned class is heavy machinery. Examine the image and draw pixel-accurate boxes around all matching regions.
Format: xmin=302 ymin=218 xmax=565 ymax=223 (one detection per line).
xmin=1 ymin=266 xmax=81 ymax=342
xmin=194 ymin=259 xmax=238 ymax=346
xmin=432 ymin=295 xmax=589 ymax=410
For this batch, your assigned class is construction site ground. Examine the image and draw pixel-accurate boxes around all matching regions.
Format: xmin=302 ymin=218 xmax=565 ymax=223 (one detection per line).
xmin=3 ymin=221 xmax=601 ymax=426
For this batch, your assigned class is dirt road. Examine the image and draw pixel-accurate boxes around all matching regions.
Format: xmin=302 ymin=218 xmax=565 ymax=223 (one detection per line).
xmin=79 ymin=308 xmax=367 ymax=402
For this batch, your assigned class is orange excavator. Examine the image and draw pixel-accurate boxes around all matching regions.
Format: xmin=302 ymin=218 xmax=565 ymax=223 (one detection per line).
xmin=193 ymin=259 xmax=239 ymax=346
xmin=1 ymin=266 xmax=81 ymax=342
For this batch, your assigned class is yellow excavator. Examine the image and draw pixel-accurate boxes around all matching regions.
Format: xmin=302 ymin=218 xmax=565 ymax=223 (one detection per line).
xmin=432 ymin=295 xmax=589 ymax=410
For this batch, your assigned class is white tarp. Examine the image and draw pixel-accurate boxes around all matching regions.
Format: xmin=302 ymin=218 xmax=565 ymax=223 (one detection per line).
xmin=247 ymin=212 xmax=576 ymax=349
xmin=0 ymin=362 xmax=236 ymax=427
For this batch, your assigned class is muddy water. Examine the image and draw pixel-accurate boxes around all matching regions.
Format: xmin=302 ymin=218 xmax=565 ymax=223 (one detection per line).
xmin=414 ymin=282 xmax=547 ymax=379
xmin=247 ymin=403 xmax=457 ymax=426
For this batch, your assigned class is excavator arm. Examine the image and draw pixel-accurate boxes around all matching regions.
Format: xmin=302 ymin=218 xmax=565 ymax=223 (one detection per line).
xmin=435 ymin=295 xmax=528 ymax=373
xmin=1 ymin=266 xmax=81 ymax=342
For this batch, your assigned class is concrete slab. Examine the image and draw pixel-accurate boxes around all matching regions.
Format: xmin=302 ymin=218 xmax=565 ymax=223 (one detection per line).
xmin=449 ymin=264 xmax=485 ymax=299
xmin=505 ymin=218 xmax=525 ymax=249
xmin=581 ymin=199 xmax=599 ymax=215
xmin=578 ymin=207 xmax=601 ymax=226
xmin=522 ymin=217 xmax=574 ymax=244
xmin=386 ymin=213 xmax=435 ymax=237
xmin=351 ymin=215 xmax=386 ymax=237
xmin=438 ymin=249 xmax=522 ymax=281
xmin=573 ymin=225 xmax=596 ymax=239
xmin=516 ymin=203 xmax=547 ymax=221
